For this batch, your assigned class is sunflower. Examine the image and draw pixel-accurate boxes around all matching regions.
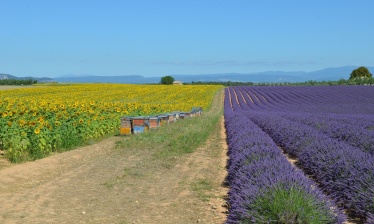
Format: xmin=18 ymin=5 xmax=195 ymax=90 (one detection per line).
xmin=18 ymin=119 xmax=26 ymax=127
xmin=34 ymin=128 xmax=41 ymax=135
xmin=37 ymin=117 xmax=45 ymax=124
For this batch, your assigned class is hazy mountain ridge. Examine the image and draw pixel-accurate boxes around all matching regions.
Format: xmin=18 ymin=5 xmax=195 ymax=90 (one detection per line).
xmin=2 ymin=66 xmax=373 ymax=84
xmin=0 ymin=73 xmax=54 ymax=83
xmin=52 ymin=66 xmax=373 ymax=83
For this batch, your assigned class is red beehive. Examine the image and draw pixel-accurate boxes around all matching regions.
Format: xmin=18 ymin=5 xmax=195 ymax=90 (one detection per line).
xmin=132 ymin=117 xmax=146 ymax=126
xmin=148 ymin=116 xmax=160 ymax=129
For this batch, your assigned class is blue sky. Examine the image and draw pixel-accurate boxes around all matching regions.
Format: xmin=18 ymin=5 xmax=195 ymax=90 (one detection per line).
xmin=1 ymin=0 xmax=374 ymax=78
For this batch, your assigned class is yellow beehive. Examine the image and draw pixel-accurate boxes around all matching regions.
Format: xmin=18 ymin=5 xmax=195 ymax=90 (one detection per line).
xmin=120 ymin=127 xmax=132 ymax=135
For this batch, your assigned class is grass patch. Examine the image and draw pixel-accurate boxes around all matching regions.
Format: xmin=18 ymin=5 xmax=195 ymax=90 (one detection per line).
xmin=103 ymin=174 xmax=126 ymax=189
xmin=102 ymin=165 xmax=147 ymax=189
xmin=191 ymin=178 xmax=214 ymax=201
xmin=248 ymin=184 xmax=335 ymax=224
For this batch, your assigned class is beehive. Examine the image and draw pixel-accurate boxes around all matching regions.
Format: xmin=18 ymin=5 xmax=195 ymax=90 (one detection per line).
xmin=132 ymin=116 xmax=149 ymax=134
xmin=120 ymin=127 xmax=132 ymax=135
xmin=120 ymin=117 xmax=133 ymax=135
xmin=172 ymin=111 xmax=181 ymax=119
xmin=184 ymin=112 xmax=191 ymax=118
xmin=132 ymin=117 xmax=147 ymax=126
xmin=133 ymin=126 xmax=145 ymax=134
xmin=120 ymin=117 xmax=132 ymax=128
xmin=167 ymin=114 xmax=176 ymax=123
xmin=159 ymin=115 xmax=168 ymax=126
xmin=149 ymin=117 xmax=160 ymax=129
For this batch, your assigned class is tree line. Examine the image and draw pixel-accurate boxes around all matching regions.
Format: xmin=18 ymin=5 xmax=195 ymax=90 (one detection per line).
xmin=0 ymin=79 xmax=38 ymax=85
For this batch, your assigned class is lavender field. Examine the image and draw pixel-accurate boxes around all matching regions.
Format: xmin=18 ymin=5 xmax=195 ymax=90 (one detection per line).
xmin=224 ymin=86 xmax=374 ymax=223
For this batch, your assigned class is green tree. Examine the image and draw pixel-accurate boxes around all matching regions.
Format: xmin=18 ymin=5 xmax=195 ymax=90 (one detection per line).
xmin=349 ymin=66 xmax=373 ymax=80
xmin=160 ymin=76 xmax=175 ymax=85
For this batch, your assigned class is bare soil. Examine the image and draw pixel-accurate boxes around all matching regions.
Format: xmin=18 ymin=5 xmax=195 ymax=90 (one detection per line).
xmin=0 ymin=118 xmax=228 ymax=223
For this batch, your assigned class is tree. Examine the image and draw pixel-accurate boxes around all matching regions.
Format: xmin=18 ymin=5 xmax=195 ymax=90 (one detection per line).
xmin=160 ymin=76 xmax=175 ymax=85
xmin=349 ymin=66 xmax=373 ymax=80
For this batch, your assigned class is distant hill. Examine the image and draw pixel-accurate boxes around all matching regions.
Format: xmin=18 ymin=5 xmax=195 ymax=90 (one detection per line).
xmin=0 ymin=73 xmax=54 ymax=83
xmin=177 ymin=66 xmax=374 ymax=83
xmin=172 ymin=71 xmax=307 ymax=83
xmin=53 ymin=75 xmax=160 ymax=84
xmin=3 ymin=66 xmax=374 ymax=84
xmin=172 ymin=66 xmax=374 ymax=83
xmin=0 ymin=73 xmax=16 ymax=80
xmin=299 ymin=66 xmax=367 ymax=81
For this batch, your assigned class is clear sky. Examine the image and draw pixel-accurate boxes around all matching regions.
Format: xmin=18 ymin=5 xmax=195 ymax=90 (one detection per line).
xmin=1 ymin=0 xmax=374 ymax=78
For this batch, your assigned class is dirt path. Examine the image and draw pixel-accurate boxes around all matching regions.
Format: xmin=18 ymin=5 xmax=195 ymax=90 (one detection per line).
xmin=0 ymin=117 xmax=228 ymax=224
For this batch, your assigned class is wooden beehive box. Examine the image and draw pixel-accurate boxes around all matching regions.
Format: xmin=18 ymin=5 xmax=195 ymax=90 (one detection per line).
xmin=184 ymin=112 xmax=191 ymax=118
xmin=120 ymin=127 xmax=132 ymax=135
xmin=120 ymin=117 xmax=133 ymax=135
xmin=167 ymin=114 xmax=176 ymax=123
xmin=132 ymin=117 xmax=147 ymax=126
xmin=148 ymin=116 xmax=160 ymax=129
xmin=159 ymin=115 xmax=168 ymax=126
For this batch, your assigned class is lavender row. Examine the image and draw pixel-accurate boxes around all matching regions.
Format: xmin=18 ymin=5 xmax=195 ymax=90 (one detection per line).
xmin=233 ymin=86 xmax=374 ymax=155
xmin=224 ymin=98 xmax=345 ymax=222
xmin=279 ymin=112 xmax=374 ymax=155
xmin=244 ymin=85 xmax=374 ymax=154
xmin=248 ymin=111 xmax=374 ymax=221
xmin=240 ymin=86 xmax=374 ymax=115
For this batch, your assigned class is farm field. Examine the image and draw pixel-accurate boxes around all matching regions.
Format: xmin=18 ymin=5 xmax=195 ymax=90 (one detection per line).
xmin=3 ymin=83 xmax=374 ymax=223
xmin=0 ymin=84 xmax=222 ymax=162
xmin=224 ymin=86 xmax=374 ymax=223
xmin=0 ymin=88 xmax=228 ymax=224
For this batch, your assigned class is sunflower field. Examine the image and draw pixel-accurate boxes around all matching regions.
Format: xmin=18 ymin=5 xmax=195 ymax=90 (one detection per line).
xmin=0 ymin=84 xmax=222 ymax=162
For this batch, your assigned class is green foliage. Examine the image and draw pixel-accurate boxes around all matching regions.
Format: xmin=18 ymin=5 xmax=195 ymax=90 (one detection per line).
xmin=0 ymin=79 xmax=37 ymax=85
xmin=160 ymin=76 xmax=175 ymax=85
xmin=0 ymin=112 xmax=119 ymax=162
xmin=249 ymin=184 xmax=335 ymax=224
xmin=349 ymin=66 xmax=373 ymax=80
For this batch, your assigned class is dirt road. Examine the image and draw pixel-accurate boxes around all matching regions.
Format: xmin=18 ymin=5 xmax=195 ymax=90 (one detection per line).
xmin=0 ymin=117 xmax=228 ymax=224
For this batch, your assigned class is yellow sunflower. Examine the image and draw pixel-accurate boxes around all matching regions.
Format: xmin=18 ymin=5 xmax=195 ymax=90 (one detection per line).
xmin=34 ymin=128 xmax=41 ymax=135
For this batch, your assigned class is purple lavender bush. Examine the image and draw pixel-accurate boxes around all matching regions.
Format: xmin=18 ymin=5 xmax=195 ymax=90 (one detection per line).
xmin=225 ymin=85 xmax=374 ymax=222
xmin=279 ymin=112 xmax=374 ymax=155
xmin=248 ymin=111 xmax=374 ymax=221
xmin=224 ymin=88 xmax=346 ymax=223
